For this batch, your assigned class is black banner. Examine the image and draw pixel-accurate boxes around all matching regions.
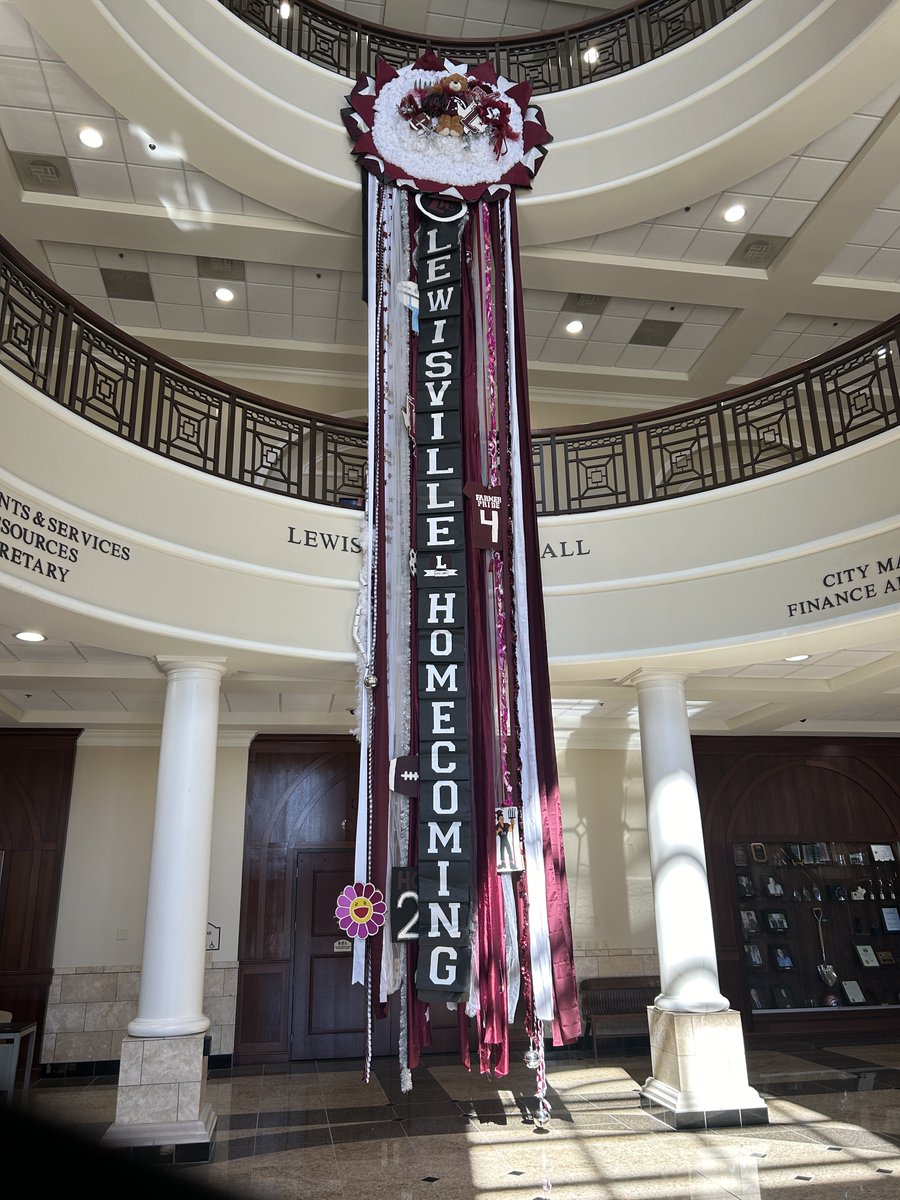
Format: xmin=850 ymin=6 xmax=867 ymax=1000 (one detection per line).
xmin=414 ymin=207 xmax=472 ymax=999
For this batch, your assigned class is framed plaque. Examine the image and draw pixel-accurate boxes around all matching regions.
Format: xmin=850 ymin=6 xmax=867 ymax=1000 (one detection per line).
xmin=841 ymin=979 xmax=866 ymax=1005
xmin=854 ymin=944 xmax=879 ymax=968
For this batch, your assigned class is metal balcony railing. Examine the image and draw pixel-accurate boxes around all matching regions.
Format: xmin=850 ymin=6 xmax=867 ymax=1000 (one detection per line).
xmin=2 ymin=234 xmax=898 ymax=516
xmin=218 ymin=0 xmax=752 ymax=94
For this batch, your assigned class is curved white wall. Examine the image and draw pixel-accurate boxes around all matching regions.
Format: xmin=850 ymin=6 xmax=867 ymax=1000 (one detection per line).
xmin=13 ymin=0 xmax=900 ymax=242
xmin=1 ymin=366 xmax=361 ymax=669
xmin=3 ymin=367 xmax=900 ymax=676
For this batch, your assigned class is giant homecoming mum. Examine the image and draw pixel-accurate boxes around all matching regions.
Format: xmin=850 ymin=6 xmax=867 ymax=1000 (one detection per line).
xmin=339 ymin=49 xmax=580 ymax=1128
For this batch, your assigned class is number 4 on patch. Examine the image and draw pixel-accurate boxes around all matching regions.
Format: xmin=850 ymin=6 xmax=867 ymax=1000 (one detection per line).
xmin=464 ymin=483 xmax=505 ymax=549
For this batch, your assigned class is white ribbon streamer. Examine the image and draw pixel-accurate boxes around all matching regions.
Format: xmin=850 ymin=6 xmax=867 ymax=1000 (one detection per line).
xmin=502 ymin=197 xmax=554 ymax=1022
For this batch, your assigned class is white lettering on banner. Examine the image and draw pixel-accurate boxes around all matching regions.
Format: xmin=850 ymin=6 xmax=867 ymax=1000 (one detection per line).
xmin=425 ymin=228 xmax=453 ymax=256
xmin=425 ymin=352 xmax=452 ymax=378
xmin=425 ymin=517 xmax=455 ymax=546
xmin=427 ymin=821 xmax=463 ymax=855
xmin=424 ymin=447 xmax=454 ymax=476
xmin=424 ymin=663 xmax=459 ymax=692
xmin=426 ymin=255 xmax=452 ymax=285
xmin=428 ymin=902 xmax=461 ymax=938
xmin=429 ymin=741 xmax=458 ymax=774
xmin=426 ymin=412 xmax=447 ymax=440
xmin=429 ymin=700 xmax=456 ymax=733
xmin=432 ymin=780 xmax=459 ymax=814
xmin=426 ymin=482 xmax=455 ymax=510
xmin=437 ymin=861 xmax=450 ymax=897
xmin=430 ymin=629 xmax=452 ymax=656
xmin=425 ymin=287 xmax=455 ymax=313
xmin=423 ymin=380 xmax=452 ymax=406
xmin=415 ymin=208 xmax=471 ymax=997
xmin=426 ymin=593 xmax=457 ymax=624
xmin=429 ymin=946 xmax=458 ymax=986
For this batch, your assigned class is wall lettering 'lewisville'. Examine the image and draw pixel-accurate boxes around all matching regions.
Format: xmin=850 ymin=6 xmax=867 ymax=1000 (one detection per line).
xmin=414 ymin=204 xmax=472 ymax=999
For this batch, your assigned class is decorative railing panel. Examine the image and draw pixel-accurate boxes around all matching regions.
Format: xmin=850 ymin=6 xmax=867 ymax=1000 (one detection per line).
xmin=218 ymin=0 xmax=752 ymax=94
xmin=1 ymin=235 xmax=899 ymax=516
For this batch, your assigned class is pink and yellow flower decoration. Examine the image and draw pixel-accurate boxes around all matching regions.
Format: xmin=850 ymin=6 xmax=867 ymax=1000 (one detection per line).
xmin=335 ymin=882 xmax=386 ymax=939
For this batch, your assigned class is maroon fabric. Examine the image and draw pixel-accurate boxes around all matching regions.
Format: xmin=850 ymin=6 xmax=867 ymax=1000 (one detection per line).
xmin=507 ymin=200 xmax=581 ymax=1045
xmin=460 ymin=211 xmax=509 ymax=1076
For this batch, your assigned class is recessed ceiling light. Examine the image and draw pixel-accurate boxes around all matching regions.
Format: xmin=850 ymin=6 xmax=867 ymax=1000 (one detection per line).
xmin=15 ymin=630 xmax=45 ymax=642
xmin=565 ymin=319 xmax=584 ymax=334
xmin=78 ymin=127 xmax=104 ymax=149
xmin=784 ymin=654 xmax=810 ymax=662
xmin=215 ymin=287 xmax=235 ymax=302
xmin=723 ymin=203 xmax=746 ymax=223
xmin=279 ymin=2 xmax=291 ymax=16
xmin=582 ymin=47 xmax=600 ymax=65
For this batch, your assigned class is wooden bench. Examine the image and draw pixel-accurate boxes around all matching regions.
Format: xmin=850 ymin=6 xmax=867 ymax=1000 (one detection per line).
xmin=579 ymin=975 xmax=659 ymax=1057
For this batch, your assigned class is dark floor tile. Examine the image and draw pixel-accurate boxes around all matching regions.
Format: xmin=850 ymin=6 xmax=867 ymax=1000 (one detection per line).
xmin=457 ymin=1098 xmax=510 ymax=1117
xmin=216 ymin=1112 xmax=259 ymax=1131
xmin=325 ymin=1104 xmax=397 ymax=1125
xmin=739 ymin=1106 xmax=770 ymax=1126
xmin=379 ymin=1083 xmax=452 ymax=1105
xmin=172 ymin=1141 xmax=213 ymax=1164
xmin=761 ymin=1080 xmax=844 ymax=1096
xmin=256 ymin=1106 xmax=329 ymax=1127
xmin=703 ymin=1108 xmax=741 ymax=1128
xmin=329 ymin=1120 xmax=407 ymax=1144
xmin=401 ymin=1115 xmax=474 ymax=1136
xmin=391 ymin=1098 xmax=463 ymax=1120
xmin=253 ymin=1126 xmax=334 ymax=1153
xmin=210 ymin=1134 xmax=257 ymax=1162
xmin=794 ymin=1049 xmax=885 ymax=1071
xmin=315 ymin=1060 xmax=369 ymax=1075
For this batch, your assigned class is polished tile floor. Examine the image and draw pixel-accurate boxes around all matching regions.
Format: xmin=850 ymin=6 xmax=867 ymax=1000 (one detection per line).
xmin=9 ymin=1038 xmax=900 ymax=1198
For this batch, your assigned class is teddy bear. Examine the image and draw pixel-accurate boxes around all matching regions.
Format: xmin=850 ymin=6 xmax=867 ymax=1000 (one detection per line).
xmin=428 ymin=73 xmax=472 ymax=137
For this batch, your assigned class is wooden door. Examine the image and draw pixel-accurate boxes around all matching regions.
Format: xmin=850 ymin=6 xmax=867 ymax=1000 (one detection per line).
xmin=291 ymin=848 xmax=392 ymax=1060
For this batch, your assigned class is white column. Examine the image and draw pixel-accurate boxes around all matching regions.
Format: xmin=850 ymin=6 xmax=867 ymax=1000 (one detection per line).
xmin=128 ymin=657 xmax=227 ymax=1038
xmin=635 ymin=670 xmax=728 ymax=1013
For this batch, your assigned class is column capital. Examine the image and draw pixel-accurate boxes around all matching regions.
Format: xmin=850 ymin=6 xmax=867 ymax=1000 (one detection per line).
xmin=619 ymin=667 xmax=693 ymax=688
xmin=155 ymin=656 xmax=228 ymax=680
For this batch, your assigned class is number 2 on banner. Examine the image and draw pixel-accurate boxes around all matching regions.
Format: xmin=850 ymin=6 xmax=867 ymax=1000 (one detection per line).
xmin=395 ymin=890 xmax=419 ymax=940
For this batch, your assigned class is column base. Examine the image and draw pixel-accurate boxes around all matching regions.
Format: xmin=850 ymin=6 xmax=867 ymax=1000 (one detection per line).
xmin=640 ymin=1007 xmax=768 ymax=1130
xmin=101 ymin=1104 xmax=216 ymax=1162
xmin=102 ymin=1032 xmax=216 ymax=1158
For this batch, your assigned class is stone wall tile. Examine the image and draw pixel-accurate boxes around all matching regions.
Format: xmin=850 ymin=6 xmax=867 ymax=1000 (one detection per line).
xmin=60 ymin=973 xmax=117 ymax=1003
